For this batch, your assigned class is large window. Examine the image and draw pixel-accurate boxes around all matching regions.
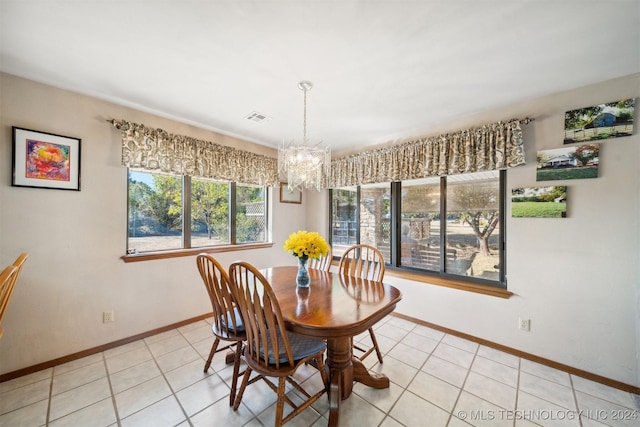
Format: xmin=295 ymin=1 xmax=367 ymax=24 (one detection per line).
xmin=127 ymin=170 xmax=267 ymax=254
xmin=330 ymin=170 xmax=505 ymax=287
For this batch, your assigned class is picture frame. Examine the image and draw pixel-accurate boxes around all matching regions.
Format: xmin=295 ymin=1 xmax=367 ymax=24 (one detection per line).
xmin=511 ymin=186 xmax=567 ymax=218
xmin=564 ymin=98 xmax=635 ymax=144
xmin=12 ymin=126 xmax=81 ymax=191
xmin=536 ymin=144 xmax=599 ymax=182
xmin=279 ymin=182 xmax=302 ymax=204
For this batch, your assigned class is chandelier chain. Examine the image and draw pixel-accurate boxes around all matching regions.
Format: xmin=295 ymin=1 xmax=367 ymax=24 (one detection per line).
xmin=303 ymin=87 xmax=307 ymax=144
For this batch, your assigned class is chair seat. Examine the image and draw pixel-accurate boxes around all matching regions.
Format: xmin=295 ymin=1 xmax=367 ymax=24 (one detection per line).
xmin=211 ymin=307 xmax=244 ymax=338
xmin=264 ymin=330 xmax=326 ymax=364
xmin=223 ymin=307 xmax=245 ymax=331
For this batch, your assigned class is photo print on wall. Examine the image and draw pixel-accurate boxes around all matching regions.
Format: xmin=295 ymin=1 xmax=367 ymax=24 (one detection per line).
xmin=537 ymin=144 xmax=599 ymax=181
xmin=511 ymin=186 xmax=567 ymax=218
xmin=564 ymin=98 xmax=635 ymax=144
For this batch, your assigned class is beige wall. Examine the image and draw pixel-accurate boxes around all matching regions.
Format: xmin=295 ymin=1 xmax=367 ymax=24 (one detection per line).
xmin=1 ymin=72 xmax=639 ymax=389
xmin=308 ymin=73 xmax=640 ymax=387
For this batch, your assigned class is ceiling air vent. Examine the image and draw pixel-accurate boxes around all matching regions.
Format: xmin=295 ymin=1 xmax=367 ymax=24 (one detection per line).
xmin=245 ymin=111 xmax=269 ymax=123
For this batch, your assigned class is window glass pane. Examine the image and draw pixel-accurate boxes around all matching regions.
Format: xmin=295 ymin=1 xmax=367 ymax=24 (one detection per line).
xmin=400 ymin=177 xmax=441 ymax=270
xmin=361 ymin=184 xmax=391 ymax=261
xmin=331 ymin=187 xmax=358 ymax=258
xmin=446 ymin=171 xmax=500 ymax=280
xmin=128 ymin=170 xmax=182 ymax=253
xmin=236 ymin=184 xmax=267 ymax=243
xmin=191 ymin=179 xmax=230 ymax=247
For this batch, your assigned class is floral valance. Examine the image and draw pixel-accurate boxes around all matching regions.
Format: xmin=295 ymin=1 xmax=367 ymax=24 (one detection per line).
xmin=329 ymin=118 xmax=533 ymax=188
xmin=109 ymin=119 xmax=279 ymax=186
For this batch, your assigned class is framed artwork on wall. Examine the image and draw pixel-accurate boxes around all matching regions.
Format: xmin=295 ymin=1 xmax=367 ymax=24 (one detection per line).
xmin=12 ymin=126 xmax=81 ymax=191
xmin=279 ymin=182 xmax=302 ymax=204
xmin=564 ymin=98 xmax=635 ymax=144
xmin=511 ymin=186 xmax=567 ymax=218
xmin=536 ymin=144 xmax=599 ymax=181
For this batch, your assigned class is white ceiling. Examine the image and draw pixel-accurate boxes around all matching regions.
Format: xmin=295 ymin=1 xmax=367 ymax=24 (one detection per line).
xmin=1 ymin=1 xmax=639 ymax=156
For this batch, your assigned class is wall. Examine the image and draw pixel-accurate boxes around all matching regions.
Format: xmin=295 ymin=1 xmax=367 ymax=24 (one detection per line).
xmin=0 ymin=73 xmax=307 ymax=375
xmin=309 ymin=73 xmax=640 ymax=387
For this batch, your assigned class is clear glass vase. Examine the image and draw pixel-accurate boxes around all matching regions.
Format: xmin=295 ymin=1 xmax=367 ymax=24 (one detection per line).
xmin=296 ymin=256 xmax=310 ymax=287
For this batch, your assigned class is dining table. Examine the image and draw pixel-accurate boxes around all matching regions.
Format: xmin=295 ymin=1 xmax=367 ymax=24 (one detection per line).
xmin=261 ymin=265 xmax=402 ymax=427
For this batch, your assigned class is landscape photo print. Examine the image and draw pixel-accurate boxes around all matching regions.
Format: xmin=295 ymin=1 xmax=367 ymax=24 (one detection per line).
xmin=564 ymin=98 xmax=634 ymax=144
xmin=537 ymin=144 xmax=599 ymax=182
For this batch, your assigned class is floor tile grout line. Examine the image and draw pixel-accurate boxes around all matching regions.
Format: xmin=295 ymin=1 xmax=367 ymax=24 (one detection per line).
xmin=386 ymin=327 xmax=448 ymax=425
xmin=514 ymin=356 xmax=522 ymax=427
xmin=145 ymin=329 xmax=193 ymax=426
xmin=102 ymin=350 xmax=123 ymax=427
xmin=44 ymin=366 xmax=54 ymax=427
xmin=444 ymin=336 xmax=479 ymax=426
xmin=568 ymin=373 xmax=584 ymax=427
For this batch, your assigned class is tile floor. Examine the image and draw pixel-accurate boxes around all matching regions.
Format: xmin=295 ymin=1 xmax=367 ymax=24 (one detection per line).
xmin=1 ymin=315 xmax=639 ymax=427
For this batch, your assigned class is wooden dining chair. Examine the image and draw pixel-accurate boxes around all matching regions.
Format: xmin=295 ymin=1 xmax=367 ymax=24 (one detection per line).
xmin=0 ymin=266 xmax=18 ymax=340
xmin=0 ymin=253 xmax=28 ymax=339
xmin=196 ymin=254 xmax=246 ymax=406
xmin=307 ymin=247 xmax=333 ymax=271
xmin=228 ymin=261 xmax=328 ymax=426
xmin=338 ymin=244 xmax=386 ymax=363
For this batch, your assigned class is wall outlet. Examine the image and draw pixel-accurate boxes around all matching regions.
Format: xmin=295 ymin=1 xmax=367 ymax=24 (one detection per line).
xmin=518 ymin=317 xmax=530 ymax=331
xmin=103 ymin=310 xmax=115 ymax=323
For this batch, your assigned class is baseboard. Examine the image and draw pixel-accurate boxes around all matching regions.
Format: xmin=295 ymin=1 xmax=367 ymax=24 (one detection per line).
xmin=391 ymin=312 xmax=640 ymax=395
xmin=0 ymin=313 xmax=212 ymax=383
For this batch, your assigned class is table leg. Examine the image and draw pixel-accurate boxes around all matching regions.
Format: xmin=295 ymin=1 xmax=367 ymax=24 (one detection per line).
xmin=325 ymin=337 xmax=352 ymax=426
xmin=352 ymin=357 xmax=389 ymax=389
xmin=324 ymin=336 xmax=391 ymax=425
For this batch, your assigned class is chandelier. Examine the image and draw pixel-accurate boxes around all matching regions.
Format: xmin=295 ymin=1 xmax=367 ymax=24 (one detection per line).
xmin=278 ymin=81 xmax=330 ymax=191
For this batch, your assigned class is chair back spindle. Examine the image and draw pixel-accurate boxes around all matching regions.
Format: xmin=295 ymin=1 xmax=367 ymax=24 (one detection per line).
xmin=308 ymin=247 xmax=333 ymax=272
xmin=339 ymin=244 xmax=385 ymax=281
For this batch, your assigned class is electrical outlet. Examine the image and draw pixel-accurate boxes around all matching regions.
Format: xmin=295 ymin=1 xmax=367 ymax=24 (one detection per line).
xmin=103 ymin=310 xmax=115 ymax=323
xmin=518 ymin=317 xmax=530 ymax=331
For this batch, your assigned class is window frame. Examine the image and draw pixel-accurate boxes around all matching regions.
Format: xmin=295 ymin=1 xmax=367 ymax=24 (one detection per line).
xmin=123 ymin=170 xmax=271 ymax=262
xmin=329 ymin=170 xmax=511 ymax=296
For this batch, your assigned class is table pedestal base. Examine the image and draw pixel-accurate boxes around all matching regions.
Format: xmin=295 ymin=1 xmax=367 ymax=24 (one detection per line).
xmin=325 ymin=337 xmax=390 ymax=426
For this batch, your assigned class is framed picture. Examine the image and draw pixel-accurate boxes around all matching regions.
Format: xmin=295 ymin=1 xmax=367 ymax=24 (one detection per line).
xmin=564 ymin=98 xmax=635 ymax=144
xmin=279 ymin=182 xmax=302 ymax=204
xmin=512 ymin=186 xmax=567 ymax=218
xmin=12 ymin=127 xmax=81 ymax=191
xmin=536 ymin=144 xmax=599 ymax=181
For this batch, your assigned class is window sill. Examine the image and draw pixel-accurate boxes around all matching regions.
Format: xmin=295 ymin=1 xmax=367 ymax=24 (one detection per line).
xmin=121 ymin=242 xmax=274 ymax=263
xmin=385 ymin=269 xmax=513 ymax=299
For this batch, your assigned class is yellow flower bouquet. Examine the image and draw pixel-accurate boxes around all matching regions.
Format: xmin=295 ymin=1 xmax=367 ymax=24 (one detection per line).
xmin=283 ymin=230 xmax=330 ymax=261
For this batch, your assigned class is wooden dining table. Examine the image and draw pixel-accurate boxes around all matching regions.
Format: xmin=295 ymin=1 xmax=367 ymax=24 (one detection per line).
xmin=261 ymin=265 xmax=402 ymax=427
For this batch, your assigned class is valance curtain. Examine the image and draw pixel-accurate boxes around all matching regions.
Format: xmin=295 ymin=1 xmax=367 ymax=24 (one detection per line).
xmin=109 ymin=119 xmax=279 ymax=186
xmin=329 ymin=118 xmax=532 ymax=188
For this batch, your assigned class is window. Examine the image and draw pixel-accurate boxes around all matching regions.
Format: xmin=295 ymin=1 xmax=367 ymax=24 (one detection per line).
xmin=330 ymin=188 xmax=358 ymax=258
xmin=330 ymin=170 xmax=505 ymax=287
xmin=127 ymin=170 xmax=267 ymax=254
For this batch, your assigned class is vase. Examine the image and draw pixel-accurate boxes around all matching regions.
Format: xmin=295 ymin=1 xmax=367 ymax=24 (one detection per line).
xmin=296 ymin=256 xmax=310 ymax=287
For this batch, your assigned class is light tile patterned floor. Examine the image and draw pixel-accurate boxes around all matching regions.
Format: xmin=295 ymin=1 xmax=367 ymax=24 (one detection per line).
xmin=1 ymin=316 xmax=639 ymax=426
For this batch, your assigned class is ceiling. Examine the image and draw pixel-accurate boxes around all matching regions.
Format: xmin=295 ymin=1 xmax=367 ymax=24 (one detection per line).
xmin=1 ymin=1 xmax=639 ymax=156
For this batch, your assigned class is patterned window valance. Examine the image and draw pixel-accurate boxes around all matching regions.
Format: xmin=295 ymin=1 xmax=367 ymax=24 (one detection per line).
xmin=329 ymin=118 xmax=533 ymax=188
xmin=109 ymin=119 xmax=279 ymax=186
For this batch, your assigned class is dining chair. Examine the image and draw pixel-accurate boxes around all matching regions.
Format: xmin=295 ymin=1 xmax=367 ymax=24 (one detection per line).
xmin=228 ymin=260 xmax=328 ymax=427
xmin=196 ymin=254 xmax=246 ymax=406
xmin=338 ymin=244 xmax=386 ymax=363
xmin=0 ymin=253 xmax=28 ymax=340
xmin=307 ymin=247 xmax=333 ymax=271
